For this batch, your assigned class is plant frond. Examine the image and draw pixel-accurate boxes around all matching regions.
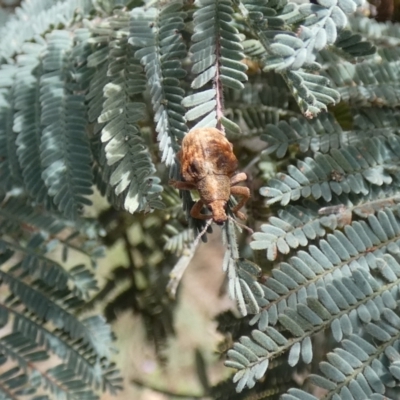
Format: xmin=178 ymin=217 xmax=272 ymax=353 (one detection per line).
xmin=349 ymin=14 xmax=400 ymax=47
xmin=261 ymin=109 xmax=400 ymax=158
xmin=260 ymin=136 xmax=400 ymax=206
xmin=333 ymin=28 xmax=376 ymax=58
xmin=40 ymin=30 xmax=93 ymax=219
xmin=225 ymin=74 xmax=292 ymax=112
xmin=0 ymin=67 xmax=24 ymax=192
xmin=251 ymin=200 xmax=328 ymax=260
xmin=0 ymin=0 xmax=93 ymax=62
xmin=237 ymin=0 xmax=355 ymax=116
xmin=14 ymin=42 xmax=54 ymax=208
xmin=1 ymin=234 xmax=97 ymax=299
xmin=239 ymin=0 xmax=371 ymax=69
xmin=228 ymin=208 xmax=400 ymax=391
xmin=222 ymin=220 xmax=267 ymax=317
xmin=0 ymin=196 xmax=104 ymax=265
xmin=182 ymin=0 xmax=248 ymax=130
xmin=0 ymin=350 xmax=49 ymax=400
xmin=163 ymin=223 xmax=194 ymax=256
xmin=262 ymin=112 xmax=343 ymax=158
xmin=284 ymin=69 xmax=341 ymax=117
xmin=130 ymin=1 xmax=188 ymax=167
xmin=252 ymin=186 xmax=400 ymax=260
xmin=353 ymin=107 xmax=400 ymax=130
xmin=0 ymin=86 xmax=15 ymax=194
xmin=237 ymin=0 xmax=376 ymax=117
xmin=0 ymin=200 xmax=63 ymax=236
xmin=0 ymin=332 xmax=82 ymax=399
xmin=88 ymin=10 xmax=163 ymax=214
xmin=40 ymin=363 xmax=98 ymax=400
xmin=223 ymin=75 xmax=299 ymax=138
xmin=37 ymin=359 xmax=121 ymax=399
xmin=282 ymin=334 xmax=400 ymax=400
xmin=325 ymin=59 xmax=400 ymax=108
xmin=225 ymin=103 xmax=296 ymax=141
xmin=2 ymin=266 xmax=105 ymax=352
xmin=12 ymin=310 xmax=121 ymax=394
xmin=0 ymin=261 xmax=121 ymax=396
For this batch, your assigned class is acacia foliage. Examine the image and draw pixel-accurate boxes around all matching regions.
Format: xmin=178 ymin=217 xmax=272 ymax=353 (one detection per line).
xmin=2 ymin=0 xmax=400 ymax=399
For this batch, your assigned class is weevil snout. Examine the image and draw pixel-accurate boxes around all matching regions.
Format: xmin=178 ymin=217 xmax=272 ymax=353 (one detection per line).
xmin=208 ymin=201 xmax=227 ymax=225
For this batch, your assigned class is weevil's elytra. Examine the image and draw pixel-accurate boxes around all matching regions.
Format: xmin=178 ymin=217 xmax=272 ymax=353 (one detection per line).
xmin=170 ymin=127 xmax=250 ymax=224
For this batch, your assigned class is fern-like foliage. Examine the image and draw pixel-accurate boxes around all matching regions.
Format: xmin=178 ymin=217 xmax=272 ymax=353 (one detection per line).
xmin=261 ymin=107 xmax=400 ymax=162
xmin=324 ymin=58 xmax=400 ymax=108
xmin=212 ymin=2 xmax=400 ymax=396
xmin=130 ymin=2 xmax=188 ymax=167
xmin=3 ymin=0 xmax=400 ymax=399
xmin=0 ymin=0 xmax=93 ymax=63
xmin=222 ymin=220 xmax=268 ymax=316
xmin=221 ymin=18 xmax=400 ymax=400
xmin=349 ymin=14 xmax=400 ymax=47
xmin=14 ymin=42 xmax=53 ymax=208
xmin=182 ymin=0 xmax=248 ymax=132
xmin=251 ymin=186 xmax=400 ymax=261
xmin=227 ymin=208 xmax=400 ymax=393
xmin=239 ymin=0 xmax=376 ymax=116
xmin=0 ymin=77 xmax=16 ymax=194
xmin=0 ymin=198 xmax=121 ymax=398
xmin=235 ymin=0 xmax=370 ymax=116
xmin=87 ymin=10 xmax=163 ymax=214
xmin=40 ymin=30 xmax=94 ymax=219
xmin=261 ymin=135 xmax=400 ymax=206
xmin=1 ymin=67 xmax=24 ymax=193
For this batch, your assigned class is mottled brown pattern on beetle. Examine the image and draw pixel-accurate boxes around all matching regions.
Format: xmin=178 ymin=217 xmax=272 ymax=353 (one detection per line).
xmin=170 ymin=128 xmax=250 ymax=225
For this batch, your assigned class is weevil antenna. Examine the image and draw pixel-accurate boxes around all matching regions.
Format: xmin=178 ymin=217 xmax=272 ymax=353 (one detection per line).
xmin=228 ymin=216 xmax=254 ymax=234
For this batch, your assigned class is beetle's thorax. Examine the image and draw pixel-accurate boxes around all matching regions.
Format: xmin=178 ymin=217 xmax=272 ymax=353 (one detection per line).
xmin=197 ymin=174 xmax=231 ymax=203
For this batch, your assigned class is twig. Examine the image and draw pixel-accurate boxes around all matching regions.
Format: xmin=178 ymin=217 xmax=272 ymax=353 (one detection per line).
xmin=166 ymin=219 xmax=212 ymax=298
xmin=132 ymin=378 xmax=206 ymax=399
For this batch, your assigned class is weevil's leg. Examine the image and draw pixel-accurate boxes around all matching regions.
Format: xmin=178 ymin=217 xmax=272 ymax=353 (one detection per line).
xmin=230 ymin=172 xmax=247 ymax=186
xmin=230 ymin=186 xmax=250 ymax=220
xmin=169 ymin=180 xmax=196 ymax=190
xmin=190 ymin=200 xmax=212 ymax=220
